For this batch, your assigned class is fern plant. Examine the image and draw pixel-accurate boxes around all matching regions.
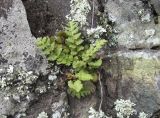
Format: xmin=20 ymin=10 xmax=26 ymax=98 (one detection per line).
xmin=36 ymin=21 xmax=107 ymax=98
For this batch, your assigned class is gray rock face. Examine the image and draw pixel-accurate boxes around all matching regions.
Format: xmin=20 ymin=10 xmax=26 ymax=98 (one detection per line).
xmin=104 ymin=51 xmax=160 ymax=114
xmin=0 ymin=0 xmax=47 ymax=116
xmin=0 ymin=0 xmax=47 ymax=73
xmin=106 ymin=0 xmax=160 ymax=50
xmin=1 ymin=0 xmax=160 ymax=117
xmin=0 ymin=0 xmax=13 ymax=18
xmin=105 ymin=0 xmax=160 ymax=115
xmin=69 ymin=95 xmax=98 ymax=118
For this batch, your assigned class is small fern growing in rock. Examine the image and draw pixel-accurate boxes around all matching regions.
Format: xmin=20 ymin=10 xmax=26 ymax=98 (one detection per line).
xmin=36 ymin=21 xmax=106 ymax=98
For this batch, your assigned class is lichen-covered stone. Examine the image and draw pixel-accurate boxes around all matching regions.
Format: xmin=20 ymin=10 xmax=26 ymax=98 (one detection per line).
xmin=104 ymin=51 xmax=160 ymax=114
xmin=0 ymin=0 xmax=47 ymax=74
xmin=105 ymin=0 xmax=160 ymax=50
xmin=0 ymin=0 xmax=48 ymax=116
xmin=104 ymin=0 xmax=160 ymax=116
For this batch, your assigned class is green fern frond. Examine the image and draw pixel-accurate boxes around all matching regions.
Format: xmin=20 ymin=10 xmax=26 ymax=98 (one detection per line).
xmin=68 ymin=81 xmax=96 ymax=99
xmin=68 ymin=80 xmax=83 ymax=93
xmin=75 ymin=70 xmax=95 ymax=81
xmin=88 ymin=59 xmax=102 ymax=68
xmin=72 ymin=60 xmax=86 ymax=69
xmin=36 ymin=21 xmax=107 ymax=98
xmin=57 ymin=53 xmax=73 ymax=66
xmin=82 ymin=39 xmax=107 ymax=62
xmin=65 ymin=21 xmax=84 ymax=55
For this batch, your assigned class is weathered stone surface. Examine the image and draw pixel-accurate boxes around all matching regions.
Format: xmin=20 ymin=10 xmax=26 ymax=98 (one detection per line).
xmin=69 ymin=95 xmax=98 ymax=118
xmin=26 ymin=92 xmax=69 ymax=118
xmin=0 ymin=0 xmax=13 ymax=18
xmin=0 ymin=0 xmax=47 ymax=116
xmin=0 ymin=0 xmax=47 ymax=73
xmin=116 ymin=22 xmax=160 ymax=49
xmin=104 ymin=0 xmax=160 ymax=116
xmin=104 ymin=50 xmax=160 ymax=114
xmin=0 ymin=91 xmax=17 ymax=115
xmin=105 ymin=0 xmax=160 ymax=50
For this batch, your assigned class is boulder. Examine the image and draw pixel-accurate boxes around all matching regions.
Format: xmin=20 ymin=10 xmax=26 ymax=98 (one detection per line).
xmin=0 ymin=0 xmax=47 ymax=116
xmin=0 ymin=0 xmax=47 ymax=73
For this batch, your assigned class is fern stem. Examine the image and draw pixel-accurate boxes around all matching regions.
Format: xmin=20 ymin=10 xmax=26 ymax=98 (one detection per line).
xmin=98 ymin=71 xmax=103 ymax=111
xmin=91 ymin=0 xmax=95 ymax=28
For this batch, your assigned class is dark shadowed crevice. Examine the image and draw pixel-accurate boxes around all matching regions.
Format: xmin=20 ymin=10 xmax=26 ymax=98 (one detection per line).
xmin=22 ymin=0 xmax=70 ymax=38
xmin=151 ymin=45 xmax=160 ymax=50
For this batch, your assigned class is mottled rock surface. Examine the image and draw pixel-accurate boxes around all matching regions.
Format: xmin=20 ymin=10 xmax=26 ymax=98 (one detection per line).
xmin=26 ymin=92 xmax=69 ymax=118
xmin=0 ymin=0 xmax=47 ymax=73
xmin=0 ymin=0 xmax=47 ymax=116
xmin=104 ymin=0 xmax=160 ymax=116
xmin=104 ymin=51 xmax=160 ymax=114
xmin=69 ymin=95 xmax=98 ymax=118
xmin=1 ymin=0 xmax=160 ymax=117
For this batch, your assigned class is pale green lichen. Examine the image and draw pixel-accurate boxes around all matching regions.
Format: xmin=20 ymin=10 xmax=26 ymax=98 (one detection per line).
xmin=35 ymin=85 xmax=47 ymax=94
xmin=88 ymin=99 xmax=149 ymax=118
xmin=87 ymin=26 xmax=106 ymax=38
xmin=114 ymin=99 xmax=149 ymax=118
xmin=124 ymin=58 xmax=160 ymax=81
xmin=0 ymin=115 xmax=7 ymax=118
xmin=37 ymin=111 xmax=48 ymax=118
xmin=88 ymin=107 xmax=111 ymax=118
xmin=114 ymin=99 xmax=136 ymax=118
xmin=66 ymin=0 xmax=91 ymax=26
xmin=0 ymin=65 xmax=38 ymax=96
xmin=139 ymin=112 xmax=148 ymax=118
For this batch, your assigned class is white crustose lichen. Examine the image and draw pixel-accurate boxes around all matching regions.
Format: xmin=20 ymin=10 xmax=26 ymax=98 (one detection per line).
xmin=88 ymin=107 xmax=110 ymax=118
xmin=37 ymin=111 xmax=48 ymax=118
xmin=66 ymin=0 xmax=91 ymax=26
xmin=0 ymin=65 xmax=38 ymax=96
xmin=138 ymin=112 xmax=148 ymax=118
xmin=87 ymin=26 xmax=106 ymax=38
xmin=114 ymin=99 xmax=136 ymax=118
xmin=88 ymin=99 xmax=148 ymax=118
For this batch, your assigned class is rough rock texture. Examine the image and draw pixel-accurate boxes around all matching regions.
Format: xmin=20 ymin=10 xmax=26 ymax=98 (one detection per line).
xmin=69 ymin=95 xmax=98 ymax=118
xmin=0 ymin=0 xmax=48 ymax=116
xmin=0 ymin=0 xmax=47 ymax=74
xmin=104 ymin=51 xmax=160 ymax=113
xmin=22 ymin=0 xmax=70 ymax=37
xmin=0 ymin=0 xmax=51 ymax=112
xmin=26 ymin=91 xmax=68 ymax=118
xmin=104 ymin=0 xmax=160 ymax=115
xmin=0 ymin=0 xmax=13 ymax=18
xmin=1 ymin=0 xmax=160 ymax=117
